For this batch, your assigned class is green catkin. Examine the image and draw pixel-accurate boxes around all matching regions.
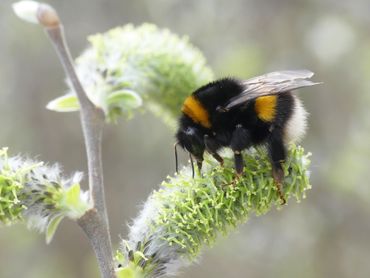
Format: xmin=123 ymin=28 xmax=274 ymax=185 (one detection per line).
xmin=50 ymin=23 xmax=214 ymax=123
xmin=0 ymin=148 xmax=90 ymax=241
xmin=117 ymin=145 xmax=311 ymax=278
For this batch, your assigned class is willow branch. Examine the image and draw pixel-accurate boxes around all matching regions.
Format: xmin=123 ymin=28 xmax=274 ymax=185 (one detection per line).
xmin=32 ymin=4 xmax=115 ymax=278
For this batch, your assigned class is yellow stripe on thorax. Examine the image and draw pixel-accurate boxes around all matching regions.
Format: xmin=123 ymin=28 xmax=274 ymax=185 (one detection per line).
xmin=182 ymin=96 xmax=211 ymax=128
xmin=255 ymin=95 xmax=277 ymax=122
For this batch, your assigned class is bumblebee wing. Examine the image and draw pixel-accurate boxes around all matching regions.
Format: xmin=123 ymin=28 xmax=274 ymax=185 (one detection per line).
xmin=225 ymin=70 xmax=320 ymax=110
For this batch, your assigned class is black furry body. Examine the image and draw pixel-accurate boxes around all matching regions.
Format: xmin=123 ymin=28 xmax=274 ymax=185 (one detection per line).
xmin=177 ymin=78 xmax=294 ymax=165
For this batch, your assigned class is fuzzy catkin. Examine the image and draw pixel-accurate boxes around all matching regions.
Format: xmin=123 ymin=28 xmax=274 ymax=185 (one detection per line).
xmin=0 ymin=148 xmax=89 ymax=234
xmin=117 ymin=145 xmax=311 ymax=278
xmin=48 ymin=23 xmax=214 ymax=123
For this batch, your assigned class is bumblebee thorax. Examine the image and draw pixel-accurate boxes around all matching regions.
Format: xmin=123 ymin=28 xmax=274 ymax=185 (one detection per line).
xmin=181 ymin=96 xmax=211 ymax=128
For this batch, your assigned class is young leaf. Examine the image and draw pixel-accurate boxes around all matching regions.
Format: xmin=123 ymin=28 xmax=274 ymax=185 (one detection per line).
xmin=116 ymin=263 xmax=145 ymax=278
xmin=107 ymin=90 xmax=142 ymax=110
xmin=65 ymin=183 xmax=81 ymax=207
xmin=46 ymin=214 xmax=64 ymax=244
xmin=116 ymin=267 xmax=135 ymax=278
xmin=62 ymin=183 xmax=90 ymax=219
xmin=46 ymin=94 xmax=80 ymax=112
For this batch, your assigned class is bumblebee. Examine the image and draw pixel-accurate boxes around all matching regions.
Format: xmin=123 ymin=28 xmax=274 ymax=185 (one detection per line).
xmin=175 ymin=70 xmax=320 ymax=204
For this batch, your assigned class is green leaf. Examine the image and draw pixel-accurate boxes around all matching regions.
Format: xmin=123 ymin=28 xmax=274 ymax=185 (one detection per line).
xmin=46 ymin=94 xmax=80 ymax=112
xmin=62 ymin=183 xmax=90 ymax=219
xmin=116 ymin=264 xmax=145 ymax=278
xmin=116 ymin=267 xmax=135 ymax=278
xmin=133 ymin=251 xmax=147 ymax=263
xmin=115 ymin=250 xmax=126 ymax=265
xmin=65 ymin=183 xmax=81 ymax=208
xmin=107 ymin=90 xmax=142 ymax=110
xmin=46 ymin=214 xmax=64 ymax=244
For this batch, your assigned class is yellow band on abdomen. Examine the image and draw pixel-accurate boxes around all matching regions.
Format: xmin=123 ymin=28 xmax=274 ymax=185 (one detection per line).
xmin=255 ymin=95 xmax=277 ymax=122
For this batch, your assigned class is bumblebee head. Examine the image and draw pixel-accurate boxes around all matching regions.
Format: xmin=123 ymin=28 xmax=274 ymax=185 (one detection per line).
xmin=176 ymin=126 xmax=205 ymax=160
xmin=175 ymin=125 xmax=205 ymax=176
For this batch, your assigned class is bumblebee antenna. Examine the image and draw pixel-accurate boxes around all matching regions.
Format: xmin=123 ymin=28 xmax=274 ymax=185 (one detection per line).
xmin=174 ymin=141 xmax=179 ymax=174
xmin=189 ymin=152 xmax=195 ymax=178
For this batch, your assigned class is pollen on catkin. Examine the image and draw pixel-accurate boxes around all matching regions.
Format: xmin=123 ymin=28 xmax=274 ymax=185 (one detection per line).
xmin=116 ymin=145 xmax=311 ymax=278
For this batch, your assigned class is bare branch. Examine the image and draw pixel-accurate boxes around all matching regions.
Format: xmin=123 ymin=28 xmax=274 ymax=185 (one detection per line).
xmin=78 ymin=209 xmax=116 ymax=278
xmin=29 ymin=4 xmax=116 ymax=278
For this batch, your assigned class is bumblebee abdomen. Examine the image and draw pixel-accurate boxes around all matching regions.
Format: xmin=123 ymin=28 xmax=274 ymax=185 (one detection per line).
xmin=254 ymin=95 xmax=277 ymax=122
xmin=284 ymin=95 xmax=308 ymax=143
xmin=256 ymin=92 xmax=307 ymax=143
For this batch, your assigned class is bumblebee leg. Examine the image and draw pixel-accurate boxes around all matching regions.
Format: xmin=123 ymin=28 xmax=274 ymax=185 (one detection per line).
xmin=231 ymin=125 xmax=251 ymax=176
xmin=268 ymin=129 xmax=287 ymax=205
xmin=197 ymin=160 xmax=203 ymax=173
xmin=204 ymin=134 xmax=224 ymax=166
xmin=212 ymin=153 xmax=224 ymax=166
xmin=234 ymin=151 xmax=244 ymax=175
xmin=189 ymin=153 xmax=195 ymax=178
xmin=272 ymin=166 xmax=285 ymax=204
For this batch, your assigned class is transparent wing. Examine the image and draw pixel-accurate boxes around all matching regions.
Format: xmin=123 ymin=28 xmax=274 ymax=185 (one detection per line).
xmin=225 ymin=70 xmax=321 ymax=110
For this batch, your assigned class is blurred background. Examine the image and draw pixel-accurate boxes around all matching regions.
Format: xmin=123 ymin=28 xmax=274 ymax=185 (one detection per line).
xmin=1 ymin=0 xmax=370 ymax=277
